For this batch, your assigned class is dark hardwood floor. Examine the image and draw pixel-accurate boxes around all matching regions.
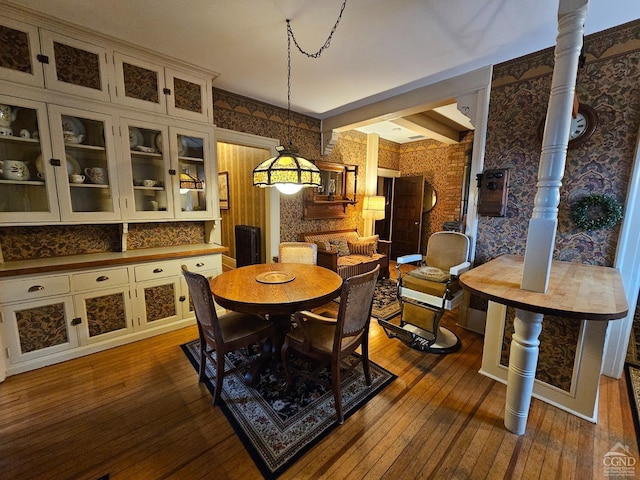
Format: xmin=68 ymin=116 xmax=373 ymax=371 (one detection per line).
xmin=0 ymin=291 xmax=637 ymax=479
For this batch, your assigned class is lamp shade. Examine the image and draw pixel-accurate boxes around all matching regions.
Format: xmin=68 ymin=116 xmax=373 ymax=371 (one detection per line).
xmin=362 ymin=195 xmax=386 ymax=220
xmin=252 ymin=146 xmax=321 ymax=194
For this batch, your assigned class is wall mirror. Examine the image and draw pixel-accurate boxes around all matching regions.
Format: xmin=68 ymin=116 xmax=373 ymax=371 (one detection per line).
xmin=423 ymin=180 xmax=437 ymax=212
xmin=303 ymin=160 xmax=358 ymax=219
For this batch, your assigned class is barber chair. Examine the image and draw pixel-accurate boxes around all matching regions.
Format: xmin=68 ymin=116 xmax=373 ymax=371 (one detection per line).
xmin=378 ymin=231 xmax=470 ymax=353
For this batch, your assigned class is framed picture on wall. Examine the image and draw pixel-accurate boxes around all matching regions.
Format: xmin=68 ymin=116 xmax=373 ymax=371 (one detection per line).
xmin=218 ymin=172 xmax=229 ymax=210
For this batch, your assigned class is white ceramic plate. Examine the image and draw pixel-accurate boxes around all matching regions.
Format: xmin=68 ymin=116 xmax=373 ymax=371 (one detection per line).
xmin=177 ymin=135 xmax=187 ymax=156
xmin=61 ymin=116 xmax=86 ymax=137
xmin=129 ymin=127 xmax=144 ymax=149
xmin=154 ymin=132 xmax=163 ymax=153
xmin=35 ymin=153 xmax=80 ymax=176
xmin=65 ymin=154 xmax=80 ymax=175
xmin=183 ymin=136 xmax=203 ymax=148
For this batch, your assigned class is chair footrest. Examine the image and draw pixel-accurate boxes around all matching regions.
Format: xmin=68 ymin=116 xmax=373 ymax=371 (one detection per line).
xmin=377 ymin=318 xmax=435 ymax=350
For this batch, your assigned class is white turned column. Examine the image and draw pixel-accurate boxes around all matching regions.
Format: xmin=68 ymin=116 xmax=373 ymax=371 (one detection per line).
xmin=521 ymin=0 xmax=589 ymax=293
xmin=505 ymin=309 xmax=544 ymax=434
xmin=505 ymin=0 xmax=589 ymax=436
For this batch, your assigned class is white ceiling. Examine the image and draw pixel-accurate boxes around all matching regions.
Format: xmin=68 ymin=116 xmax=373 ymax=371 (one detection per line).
xmin=7 ymin=0 xmax=639 ymax=142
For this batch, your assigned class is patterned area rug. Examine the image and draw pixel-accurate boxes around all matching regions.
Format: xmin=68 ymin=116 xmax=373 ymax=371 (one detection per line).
xmin=334 ymin=278 xmax=401 ymax=321
xmin=181 ymin=340 xmax=396 ymax=479
xmin=625 ymin=364 xmax=640 ymax=447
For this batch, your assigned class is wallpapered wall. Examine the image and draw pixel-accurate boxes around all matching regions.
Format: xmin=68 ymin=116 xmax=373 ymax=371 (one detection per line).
xmin=476 ymin=20 xmax=640 ymax=392
xmin=476 ymin=20 xmax=640 ymax=267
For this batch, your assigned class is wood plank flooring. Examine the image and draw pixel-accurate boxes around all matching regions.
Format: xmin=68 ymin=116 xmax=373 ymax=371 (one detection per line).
xmin=1 ymin=308 xmax=638 ymax=479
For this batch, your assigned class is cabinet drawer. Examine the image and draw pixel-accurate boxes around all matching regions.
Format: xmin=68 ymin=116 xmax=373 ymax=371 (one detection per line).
xmin=71 ymin=268 xmax=130 ymax=292
xmin=134 ymin=260 xmax=180 ymax=282
xmin=180 ymin=256 xmax=218 ymax=273
xmin=0 ymin=275 xmax=71 ymax=303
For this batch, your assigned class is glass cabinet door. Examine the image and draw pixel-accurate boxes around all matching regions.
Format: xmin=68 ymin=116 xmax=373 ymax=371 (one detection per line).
xmin=119 ymin=118 xmax=174 ymax=220
xmin=48 ymin=105 xmax=121 ymax=222
xmin=170 ymin=126 xmax=213 ymax=219
xmin=0 ymin=95 xmax=60 ymax=224
xmin=0 ymin=17 xmax=44 ymax=87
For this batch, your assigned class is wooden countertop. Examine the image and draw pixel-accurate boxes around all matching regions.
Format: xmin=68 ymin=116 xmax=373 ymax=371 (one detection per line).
xmin=0 ymin=243 xmax=228 ymax=278
xmin=459 ymin=255 xmax=628 ymax=320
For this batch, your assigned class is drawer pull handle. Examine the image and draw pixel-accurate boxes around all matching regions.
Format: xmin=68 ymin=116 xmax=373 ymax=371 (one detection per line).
xmin=196 ymin=263 xmax=204 ymax=268
xmin=28 ymin=285 xmax=44 ymax=292
xmin=153 ymin=268 xmax=163 ymax=273
xmin=179 ymin=295 xmax=186 ymax=302
xmin=96 ymin=276 xmax=109 ymax=282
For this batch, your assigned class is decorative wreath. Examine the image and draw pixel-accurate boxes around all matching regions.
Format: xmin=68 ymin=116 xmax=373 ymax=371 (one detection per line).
xmin=569 ymin=194 xmax=623 ymax=230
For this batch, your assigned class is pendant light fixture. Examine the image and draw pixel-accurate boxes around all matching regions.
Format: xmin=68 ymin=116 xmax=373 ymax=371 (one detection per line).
xmin=252 ymin=1 xmax=348 ymax=195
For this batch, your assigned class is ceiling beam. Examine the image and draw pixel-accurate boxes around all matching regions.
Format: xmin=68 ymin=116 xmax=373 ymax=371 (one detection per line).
xmin=391 ymin=113 xmax=460 ymax=144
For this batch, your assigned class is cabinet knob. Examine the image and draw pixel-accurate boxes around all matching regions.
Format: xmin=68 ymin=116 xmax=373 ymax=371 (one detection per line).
xmin=28 ymin=285 xmax=44 ymax=292
xmin=96 ymin=276 xmax=109 ymax=282
xmin=179 ymin=295 xmax=186 ymax=302
xmin=153 ymin=268 xmax=163 ymax=273
xmin=71 ymin=317 xmax=82 ymax=326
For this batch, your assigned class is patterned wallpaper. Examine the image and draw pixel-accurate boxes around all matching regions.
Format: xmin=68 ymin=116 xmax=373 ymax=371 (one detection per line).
xmin=476 ymin=20 xmax=640 ymax=390
xmin=476 ymin=20 xmax=640 ymax=267
xmin=1 ymin=21 xmax=637 ymax=276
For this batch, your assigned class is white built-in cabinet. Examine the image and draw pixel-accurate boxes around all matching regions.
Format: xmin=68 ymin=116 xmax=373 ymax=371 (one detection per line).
xmin=0 ymin=11 xmax=217 ymax=226
xmin=0 ymin=254 xmax=221 ymax=376
xmin=0 ymin=9 xmax=224 ymax=380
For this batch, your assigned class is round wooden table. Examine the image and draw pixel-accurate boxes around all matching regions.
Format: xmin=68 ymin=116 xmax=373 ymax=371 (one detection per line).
xmin=210 ymin=263 xmax=343 ymax=316
xmin=209 ymin=263 xmax=343 ymax=383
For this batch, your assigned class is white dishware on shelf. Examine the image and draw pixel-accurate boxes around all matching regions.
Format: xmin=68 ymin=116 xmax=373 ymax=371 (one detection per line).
xmin=70 ymin=174 xmax=85 ymax=184
xmin=0 ymin=159 xmax=31 ymax=180
xmin=84 ymin=167 xmax=107 ymax=184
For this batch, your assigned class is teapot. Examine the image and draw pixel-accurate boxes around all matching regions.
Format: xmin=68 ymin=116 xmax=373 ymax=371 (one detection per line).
xmin=63 ymin=131 xmax=85 ymax=144
xmin=0 ymin=160 xmax=31 ymax=181
xmin=0 ymin=104 xmax=16 ymax=129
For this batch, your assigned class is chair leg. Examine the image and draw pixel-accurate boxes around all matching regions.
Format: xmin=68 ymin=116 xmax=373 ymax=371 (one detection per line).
xmin=198 ymin=341 xmax=207 ymax=382
xmin=213 ymin=353 xmax=225 ymax=406
xmin=331 ymin=360 xmax=344 ymax=424
xmin=362 ymin=341 xmax=371 ymax=386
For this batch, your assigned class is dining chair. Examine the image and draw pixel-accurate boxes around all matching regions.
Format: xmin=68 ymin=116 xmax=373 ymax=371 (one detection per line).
xmin=181 ymin=266 xmax=276 ymax=405
xmin=278 ymin=242 xmax=318 ymax=265
xmin=281 ymin=265 xmax=380 ymax=424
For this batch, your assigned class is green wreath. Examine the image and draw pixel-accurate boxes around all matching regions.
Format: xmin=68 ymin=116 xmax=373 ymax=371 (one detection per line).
xmin=569 ymin=194 xmax=623 ymax=230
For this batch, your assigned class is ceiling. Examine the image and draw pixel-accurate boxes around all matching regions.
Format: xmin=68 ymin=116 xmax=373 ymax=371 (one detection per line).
xmin=7 ymin=0 xmax=639 ymax=143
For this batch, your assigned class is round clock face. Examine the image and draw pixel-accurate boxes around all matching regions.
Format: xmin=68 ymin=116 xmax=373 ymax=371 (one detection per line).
xmin=569 ymin=112 xmax=588 ymax=140
xmin=537 ymin=103 xmax=598 ymax=149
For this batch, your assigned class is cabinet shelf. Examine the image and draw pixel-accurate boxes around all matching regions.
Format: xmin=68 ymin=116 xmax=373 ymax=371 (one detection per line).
xmin=0 ymin=135 xmax=39 ymax=145
xmin=70 ymin=183 xmax=110 ymax=189
xmin=64 ymin=143 xmax=106 ymax=152
xmin=178 ymin=156 xmax=204 ymax=163
xmin=0 ymin=179 xmax=45 ymax=185
xmin=133 ymin=186 xmax=165 ymax=191
xmin=130 ymin=150 xmax=162 ymax=158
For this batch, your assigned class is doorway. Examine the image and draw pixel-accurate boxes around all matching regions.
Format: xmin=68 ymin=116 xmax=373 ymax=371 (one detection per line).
xmin=214 ymin=129 xmax=280 ymax=269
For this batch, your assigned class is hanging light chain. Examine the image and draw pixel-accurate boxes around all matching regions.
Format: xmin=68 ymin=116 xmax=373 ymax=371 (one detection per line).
xmin=286 ymin=0 xmax=348 ymax=59
xmin=284 ymin=0 xmax=348 ymax=148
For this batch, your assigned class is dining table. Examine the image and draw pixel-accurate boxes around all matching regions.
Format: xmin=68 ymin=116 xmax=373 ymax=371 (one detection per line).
xmin=209 ymin=262 xmax=343 ymax=383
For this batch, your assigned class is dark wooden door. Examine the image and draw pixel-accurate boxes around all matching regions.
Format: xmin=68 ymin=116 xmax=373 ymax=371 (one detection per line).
xmin=391 ymin=175 xmax=424 ymax=259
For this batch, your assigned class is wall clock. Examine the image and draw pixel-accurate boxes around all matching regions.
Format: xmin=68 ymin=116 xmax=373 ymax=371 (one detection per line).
xmin=537 ymin=103 xmax=598 ymax=149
